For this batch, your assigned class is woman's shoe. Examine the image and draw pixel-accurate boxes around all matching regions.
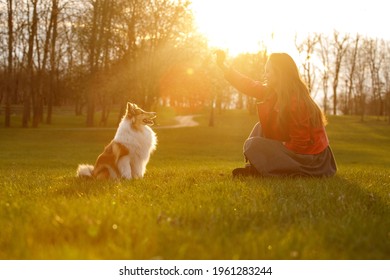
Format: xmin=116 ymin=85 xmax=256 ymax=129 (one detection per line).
xmin=232 ymin=165 xmax=260 ymax=177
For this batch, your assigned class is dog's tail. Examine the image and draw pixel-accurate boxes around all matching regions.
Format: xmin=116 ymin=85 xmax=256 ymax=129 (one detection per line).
xmin=76 ymin=164 xmax=94 ymax=178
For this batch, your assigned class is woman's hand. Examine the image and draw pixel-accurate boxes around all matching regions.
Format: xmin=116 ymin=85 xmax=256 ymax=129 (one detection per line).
xmin=215 ymin=50 xmax=227 ymax=71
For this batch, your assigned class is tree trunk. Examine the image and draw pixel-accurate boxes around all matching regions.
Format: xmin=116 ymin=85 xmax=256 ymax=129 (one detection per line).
xmin=5 ymin=0 xmax=14 ymax=127
xmin=24 ymin=0 xmax=39 ymax=128
xmin=47 ymin=0 xmax=59 ymax=124
xmin=86 ymin=0 xmax=100 ymax=127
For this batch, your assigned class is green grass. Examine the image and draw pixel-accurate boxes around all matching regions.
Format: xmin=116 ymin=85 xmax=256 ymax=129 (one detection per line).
xmin=0 ymin=111 xmax=389 ymax=260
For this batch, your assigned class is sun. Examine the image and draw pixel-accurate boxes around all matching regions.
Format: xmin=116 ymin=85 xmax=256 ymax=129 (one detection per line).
xmin=190 ymin=0 xmax=298 ymax=57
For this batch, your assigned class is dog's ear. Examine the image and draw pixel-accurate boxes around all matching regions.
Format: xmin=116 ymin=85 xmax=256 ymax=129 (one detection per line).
xmin=126 ymin=102 xmax=135 ymax=116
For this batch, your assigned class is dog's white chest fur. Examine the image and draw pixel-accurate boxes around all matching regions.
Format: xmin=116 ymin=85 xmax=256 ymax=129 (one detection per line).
xmin=114 ymin=118 xmax=157 ymax=156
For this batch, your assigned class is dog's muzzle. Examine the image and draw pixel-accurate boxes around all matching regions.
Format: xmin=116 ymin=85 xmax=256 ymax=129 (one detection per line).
xmin=143 ymin=113 xmax=156 ymax=126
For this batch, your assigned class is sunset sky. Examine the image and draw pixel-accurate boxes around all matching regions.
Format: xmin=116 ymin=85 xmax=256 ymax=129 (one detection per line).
xmin=191 ymin=0 xmax=389 ymax=56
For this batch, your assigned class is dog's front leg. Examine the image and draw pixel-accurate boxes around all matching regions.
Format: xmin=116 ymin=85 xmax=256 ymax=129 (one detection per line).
xmin=117 ymin=155 xmax=132 ymax=179
xmin=130 ymin=159 xmax=146 ymax=179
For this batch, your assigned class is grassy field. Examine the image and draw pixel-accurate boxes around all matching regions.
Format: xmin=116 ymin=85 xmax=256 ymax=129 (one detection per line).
xmin=0 ymin=110 xmax=389 ymax=260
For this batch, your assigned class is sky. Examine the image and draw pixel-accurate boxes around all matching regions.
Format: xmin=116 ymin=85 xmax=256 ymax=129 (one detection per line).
xmin=190 ymin=0 xmax=389 ymax=55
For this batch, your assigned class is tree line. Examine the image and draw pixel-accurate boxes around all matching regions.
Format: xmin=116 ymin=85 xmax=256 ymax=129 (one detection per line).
xmin=294 ymin=31 xmax=390 ymax=122
xmin=1 ymin=0 xmax=389 ymax=128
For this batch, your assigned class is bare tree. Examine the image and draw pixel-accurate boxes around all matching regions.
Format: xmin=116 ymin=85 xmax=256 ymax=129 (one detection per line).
xmin=33 ymin=0 xmax=52 ymax=127
xmin=383 ymin=41 xmax=390 ymax=124
xmin=4 ymin=0 xmax=14 ymax=127
xmin=22 ymin=0 xmax=39 ymax=128
xmin=330 ymin=31 xmax=349 ymax=115
xmin=353 ymin=40 xmax=368 ymax=121
xmin=295 ymin=33 xmax=320 ymax=96
xmin=365 ymin=38 xmax=385 ymax=117
xmin=318 ymin=34 xmax=331 ymax=115
xmin=85 ymin=0 xmax=100 ymax=127
xmin=46 ymin=0 xmax=59 ymax=124
xmin=343 ymin=34 xmax=360 ymax=115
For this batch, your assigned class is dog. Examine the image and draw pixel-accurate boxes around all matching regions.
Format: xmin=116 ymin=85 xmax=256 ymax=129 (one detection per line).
xmin=77 ymin=102 xmax=157 ymax=179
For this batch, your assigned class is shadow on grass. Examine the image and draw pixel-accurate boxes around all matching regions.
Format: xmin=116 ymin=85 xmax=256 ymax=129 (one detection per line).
xmin=235 ymin=174 xmax=390 ymax=259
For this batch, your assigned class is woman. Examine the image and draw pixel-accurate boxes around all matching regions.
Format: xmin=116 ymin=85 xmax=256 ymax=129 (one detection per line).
xmin=216 ymin=50 xmax=337 ymax=177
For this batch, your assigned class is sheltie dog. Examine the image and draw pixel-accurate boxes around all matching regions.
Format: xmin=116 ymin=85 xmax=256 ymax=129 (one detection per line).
xmin=76 ymin=102 xmax=157 ymax=179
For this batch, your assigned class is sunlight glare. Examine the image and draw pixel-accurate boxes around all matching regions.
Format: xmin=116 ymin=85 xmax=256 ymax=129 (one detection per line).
xmin=191 ymin=0 xmax=298 ymax=56
xmin=191 ymin=0 xmax=390 ymax=58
